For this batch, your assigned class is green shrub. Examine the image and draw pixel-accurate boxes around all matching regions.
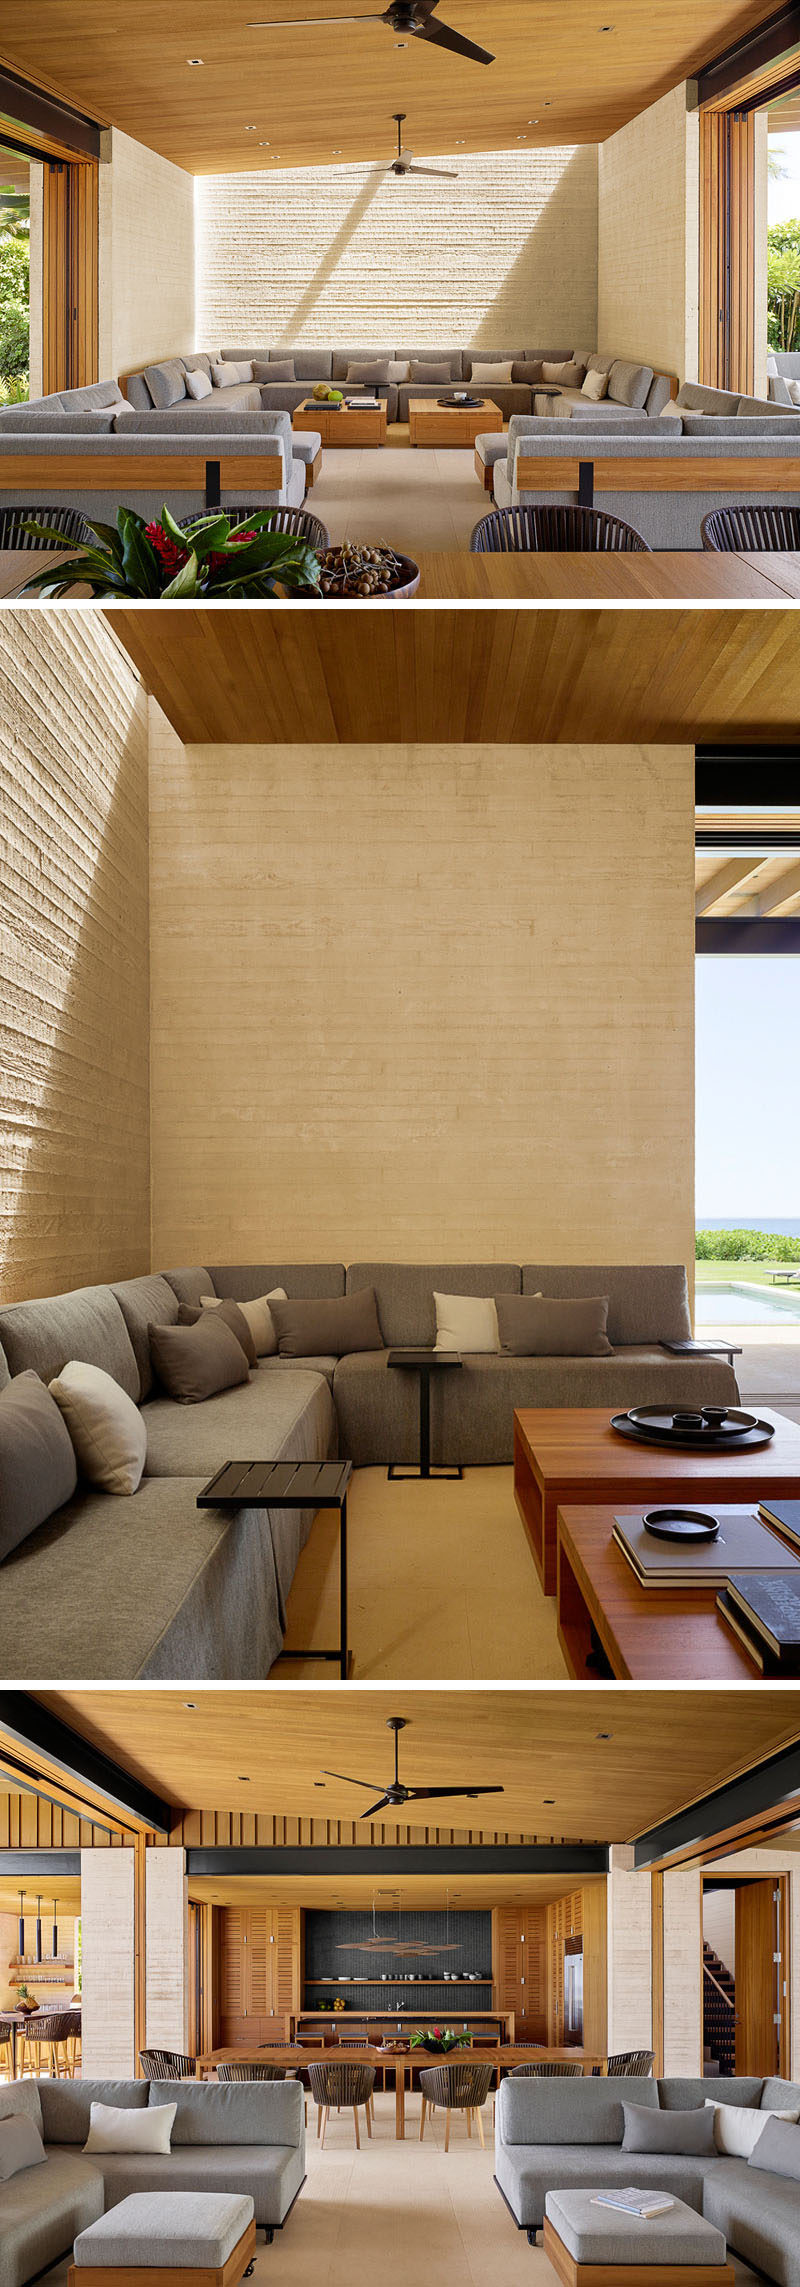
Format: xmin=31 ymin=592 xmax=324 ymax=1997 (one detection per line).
xmin=0 ymin=369 xmax=28 ymax=405
xmin=695 ymin=1228 xmax=800 ymax=1262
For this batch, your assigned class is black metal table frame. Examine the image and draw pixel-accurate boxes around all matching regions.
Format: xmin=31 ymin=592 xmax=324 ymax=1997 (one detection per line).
xmin=660 ymin=1338 xmax=743 ymax=1372
xmin=198 ymin=1460 xmax=352 ymax=1678
xmin=386 ymin=1351 xmax=463 ymax=1482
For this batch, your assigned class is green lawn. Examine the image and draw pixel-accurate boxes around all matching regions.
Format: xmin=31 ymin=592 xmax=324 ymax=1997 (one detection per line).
xmin=694 ymin=1259 xmax=791 ymax=1285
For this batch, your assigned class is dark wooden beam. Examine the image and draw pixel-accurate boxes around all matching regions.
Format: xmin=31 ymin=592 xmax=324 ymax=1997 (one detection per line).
xmin=0 ymin=1694 xmax=172 ymax=1836
xmin=633 ymin=1737 xmax=800 ymax=1869
xmin=186 ymin=1845 xmax=610 ymax=1877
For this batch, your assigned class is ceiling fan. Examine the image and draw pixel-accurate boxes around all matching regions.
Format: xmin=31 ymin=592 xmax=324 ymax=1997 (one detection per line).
xmin=351 ymin=112 xmax=458 ymax=180
xmin=322 ymin=1715 xmax=505 ymax=1820
xmin=248 ymin=2 xmax=495 ymax=68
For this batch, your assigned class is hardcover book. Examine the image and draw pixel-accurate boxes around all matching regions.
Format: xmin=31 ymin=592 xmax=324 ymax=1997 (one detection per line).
xmin=613 ymin=1510 xmax=800 ymax=1588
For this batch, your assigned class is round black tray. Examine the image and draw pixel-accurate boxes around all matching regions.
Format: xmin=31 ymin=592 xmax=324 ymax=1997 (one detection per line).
xmin=610 ymin=1408 xmax=775 ymax=1452
xmin=437 ymin=393 xmax=482 ymax=409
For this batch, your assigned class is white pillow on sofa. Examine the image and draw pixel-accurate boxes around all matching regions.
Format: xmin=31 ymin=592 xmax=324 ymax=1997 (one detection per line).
xmin=49 ymin=1361 xmax=146 ymax=1496
xmin=201 ymin=1286 xmax=288 ymax=1357
xmin=84 ymin=2101 xmax=176 ymax=2154
xmin=581 ymin=366 xmax=609 ymax=401
xmin=704 ymin=2097 xmax=799 ymax=2159
xmin=185 ymin=367 xmax=213 ymax=401
xmin=211 ymin=362 xmax=243 ymax=389
xmin=434 ymin=1293 xmax=500 ymax=1353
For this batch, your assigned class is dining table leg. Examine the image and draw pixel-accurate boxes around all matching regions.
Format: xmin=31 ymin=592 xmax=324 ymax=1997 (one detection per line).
xmin=395 ymin=2059 xmax=406 ymax=2140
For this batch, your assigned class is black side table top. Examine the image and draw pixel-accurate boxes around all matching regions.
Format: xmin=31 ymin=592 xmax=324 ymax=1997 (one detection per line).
xmin=387 ymin=1350 xmax=463 ymax=1370
xmin=198 ymin=1459 xmax=351 ymax=1507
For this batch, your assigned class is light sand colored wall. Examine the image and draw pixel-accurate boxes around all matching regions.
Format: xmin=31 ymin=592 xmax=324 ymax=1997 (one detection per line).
xmin=598 ymin=85 xmax=699 ymax=385
xmin=196 ymin=146 xmax=598 ymax=348
xmin=146 ymin=1847 xmax=189 ymax=2054
xmin=148 ymin=738 xmax=695 ymax=1267
xmin=607 ymin=1848 xmax=652 ymax=2055
xmin=662 ymin=1866 xmax=703 ymax=2076
xmin=0 ymin=615 xmax=150 ymax=1302
xmin=99 ymin=128 xmax=195 ymax=382
xmin=80 ymin=1849 xmax=135 ymax=2079
xmin=703 ymin=1886 xmax=735 ymax=1974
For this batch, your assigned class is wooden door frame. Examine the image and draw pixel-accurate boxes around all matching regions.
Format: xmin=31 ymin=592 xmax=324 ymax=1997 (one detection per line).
xmin=41 ymin=155 xmax=99 ymax=394
xmin=698 ymin=10 xmax=800 ymax=396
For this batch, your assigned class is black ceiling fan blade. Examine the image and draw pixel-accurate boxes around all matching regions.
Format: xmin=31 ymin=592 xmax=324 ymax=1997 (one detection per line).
xmin=408 ymin=164 xmax=459 ymax=178
xmin=359 ymin=1795 xmax=394 ymax=1818
xmin=249 ymin=14 xmax=384 ymax=27
xmin=404 ymin=1784 xmax=505 ymax=1800
xmin=418 ymin=14 xmax=494 ymax=63
xmin=322 ymin=1768 xmax=384 ymax=1789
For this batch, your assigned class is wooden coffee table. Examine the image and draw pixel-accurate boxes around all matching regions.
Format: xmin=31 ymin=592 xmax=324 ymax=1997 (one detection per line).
xmin=555 ymin=1501 xmax=794 ymax=1679
xmin=514 ymin=1406 xmax=800 ymax=1597
xmin=293 ymin=398 xmax=387 ymax=445
xmin=408 ymin=396 xmax=504 ymax=447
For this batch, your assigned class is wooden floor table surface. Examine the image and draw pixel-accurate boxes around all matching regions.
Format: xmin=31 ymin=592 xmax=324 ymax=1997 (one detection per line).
xmin=556 ymin=1503 xmax=769 ymax=1680
xmin=409 ymin=551 xmax=800 ymax=598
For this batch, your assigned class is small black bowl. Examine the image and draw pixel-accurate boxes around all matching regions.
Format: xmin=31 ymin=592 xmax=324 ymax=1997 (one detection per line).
xmin=642 ymin=1507 xmax=721 ymax=1542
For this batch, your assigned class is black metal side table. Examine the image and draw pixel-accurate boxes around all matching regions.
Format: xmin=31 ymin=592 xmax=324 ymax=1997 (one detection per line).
xmin=660 ymin=1338 xmax=743 ymax=1373
xmin=386 ymin=1350 xmax=463 ymax=1481
xmin=197 ymin=1459 xmax=352 ymax=1677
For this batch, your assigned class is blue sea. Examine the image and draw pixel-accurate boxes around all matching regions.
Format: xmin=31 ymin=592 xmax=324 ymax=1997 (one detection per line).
xmin=696 ymin=1216 xmax=800 ymax=1235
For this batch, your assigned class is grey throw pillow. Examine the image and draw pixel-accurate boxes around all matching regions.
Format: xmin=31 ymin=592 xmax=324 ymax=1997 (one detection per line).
xmin=622 ymin=2103 xmax=716 ymax=2156
xmin=512 ymin=361 xmax=544 ymax=383
xmin=346 ymin=360 xmax=390 ymax=385
xmin=148 ymin=1315 xmax=250 ymax=1403
xmin=0 ymin=2114 xmax=47 ymax=2181
xmin=496 ymin=1294 xmax=612 ymax=1357
xmin=409 ymin=362 xmax=452 ymax=385
xmin=253 ymin=360 xmax=296 ymax=383
xmin=177 ymin=1298 xmax=257 ymax=1368
xmin=0 ymin=1371 xmax=77 ymax=1561
xmin=143 ymin=360 xmax=187 ymax=409
xmin=270 ymin=1289 xmax=384 ymax=1358
xmin=749 ymin=2116 xmax=800 ymax=2179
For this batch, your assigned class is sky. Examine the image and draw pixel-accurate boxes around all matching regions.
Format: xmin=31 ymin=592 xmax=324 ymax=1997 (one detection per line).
xmin=769 ymin=129 xmax=800 ymax=224
xmin=695 ymin=958 xmax=800 ymax=1218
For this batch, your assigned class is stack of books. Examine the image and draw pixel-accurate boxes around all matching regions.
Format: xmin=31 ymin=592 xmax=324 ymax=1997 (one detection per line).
xmin=612 ymin=1508 xmax=800 ymax=1590
xmin=715 ymin=1508 xmax=800 ymax=1671
xmin=590 ymin=2191 xmax=675 ymax=2218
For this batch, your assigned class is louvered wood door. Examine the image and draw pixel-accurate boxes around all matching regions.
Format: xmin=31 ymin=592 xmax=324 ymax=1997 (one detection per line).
xmin=220 ymin=1907 xmax=248 ymax=2047
xmin=274 ymin=1907 xmax=300 ymax=2020
xmin=493 ymin=1907 xmax=524 ymax=2016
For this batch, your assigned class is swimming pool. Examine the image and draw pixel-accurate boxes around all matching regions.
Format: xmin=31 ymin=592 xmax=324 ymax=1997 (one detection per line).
xmin=695 ymin=1281 xmax=800 ymax=1326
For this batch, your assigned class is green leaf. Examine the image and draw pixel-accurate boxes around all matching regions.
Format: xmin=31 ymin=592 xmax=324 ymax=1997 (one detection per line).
xmin=119 ymin=514 xmax=163 ymax=596
xmin=161 ymin=550 xmax=201 ymax=599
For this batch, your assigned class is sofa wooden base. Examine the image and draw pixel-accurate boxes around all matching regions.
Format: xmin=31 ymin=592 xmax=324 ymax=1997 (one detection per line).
xmin=474 ymin=443 xmax=496 ymax=491
xmin=304 ymin=446 xmax=322 ymax=491
xmin=68 ymin=2218 xmax=257 ymax=2287
xmin=543 ymin=2218 xmax=734 ymax=2287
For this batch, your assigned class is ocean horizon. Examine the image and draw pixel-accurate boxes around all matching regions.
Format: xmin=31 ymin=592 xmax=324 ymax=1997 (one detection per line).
xmin=696 ymin=1215 xmax=800 ymax=1236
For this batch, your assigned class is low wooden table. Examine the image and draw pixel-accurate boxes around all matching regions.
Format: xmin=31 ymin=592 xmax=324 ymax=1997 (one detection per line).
xmin=197 ymin=1459 xmax=352 ymax=1677
xmin=514 ymin=1406 xmax=800 ymax=1596
xmin=408 ymin=396 xmax=504 ymax=448
xmin=555 ymin=1502 xmax=787 ymax=1679
xmin=293 ymin=398 xmax=387 ymax=446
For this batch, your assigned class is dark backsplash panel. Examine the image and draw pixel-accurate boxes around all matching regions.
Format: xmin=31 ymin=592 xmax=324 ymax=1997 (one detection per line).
xmin=304 ymin=1908 xmax=493 ymax=2010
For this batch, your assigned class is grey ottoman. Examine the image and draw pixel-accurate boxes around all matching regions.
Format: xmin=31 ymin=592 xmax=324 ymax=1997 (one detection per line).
xmin=544 ymin=2189 xmax=734 ymax=2286
xmin=69 ymin=2191 xmax=256 ymax=2287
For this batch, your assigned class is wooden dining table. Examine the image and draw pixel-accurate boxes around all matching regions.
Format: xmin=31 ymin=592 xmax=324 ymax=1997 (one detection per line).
xmin=194 ymin=2043 xmax=602 ymax=2138
xmin=401 ymin=550 xmax=800 ymax=599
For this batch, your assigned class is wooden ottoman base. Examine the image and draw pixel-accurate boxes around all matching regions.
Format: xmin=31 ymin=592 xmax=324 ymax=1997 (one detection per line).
xmin=69 ymin=2218 xmax=257 ymax=2287
xmin=543 ymin=2218 xmax=734 ymax=2287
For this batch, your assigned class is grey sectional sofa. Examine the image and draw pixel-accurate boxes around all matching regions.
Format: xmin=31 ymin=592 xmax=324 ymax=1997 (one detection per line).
xmin=0 ymin=2075 xmax=305 ymax=2287
xmin=495 ymin=2071 xmax=800 ymax=2283
xmin=120 ymin=347 xmax=673 ymax=426
xmin=0 ymin=383 xmax=318 ymax=518
xmin=480 ymin=409 xmax=800 ymax=545
xmin=0 ymin=1260 xmax=736 ymax=1680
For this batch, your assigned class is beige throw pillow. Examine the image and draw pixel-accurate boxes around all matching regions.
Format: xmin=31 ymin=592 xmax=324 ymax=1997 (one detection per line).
xmin=704 ymin=2098 xmax=800 ymax=2160
xmin=469 ymin=360 xmax=514 ymax=387
xmin=185 ymin=367 xmax=213 ymax=401
xmin=542 ymin=360 xmax=585 ymax=387
xmin=48 ymin=1361 xmax=146 ymax=1497
xmin=581 ymin=366 xmax=609 ymax=401
xmin=200 ymin=1286 xmax=287 ymax=1357
xmin=84 ymin=2101 xmax=176 ymax=2155
xmin=211 ymin=362 xmax=240 ymax=389
xmin=433 ymin=1293 xmax=500 ymax=1353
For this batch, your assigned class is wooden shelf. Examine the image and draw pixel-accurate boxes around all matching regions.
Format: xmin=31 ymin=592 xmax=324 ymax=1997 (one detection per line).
xmin=305 ymin=1977 xmax=492 ymax=1988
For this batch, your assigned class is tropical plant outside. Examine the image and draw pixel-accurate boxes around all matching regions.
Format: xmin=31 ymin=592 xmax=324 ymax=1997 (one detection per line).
xmin=696 ymin=1228 xmax=800 ymax=1262
xmin=0 ymin=176 xmax=30 ymax=404
xmin=19 ymin=504 xmax=322 ymax=599
xmin=768 ymin=219 xmax=800 ymax=352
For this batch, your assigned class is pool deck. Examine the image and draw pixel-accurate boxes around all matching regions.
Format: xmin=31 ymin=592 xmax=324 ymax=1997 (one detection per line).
xmin=701 ymin=1321 xmax=800 ymax=1416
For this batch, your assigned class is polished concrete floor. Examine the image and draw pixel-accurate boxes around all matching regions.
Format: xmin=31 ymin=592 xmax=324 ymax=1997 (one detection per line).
xmin=311 ymin=429 xmax=486 ymax=554
xmin=42 ymin=2091 xmax=760 ymax=2287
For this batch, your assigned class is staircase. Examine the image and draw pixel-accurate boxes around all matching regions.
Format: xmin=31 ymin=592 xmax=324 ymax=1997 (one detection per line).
xmin=703 ymin=1942 xmax=736 ymax=2077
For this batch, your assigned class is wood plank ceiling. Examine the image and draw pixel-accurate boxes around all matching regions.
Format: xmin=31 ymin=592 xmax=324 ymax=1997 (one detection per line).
xmin=0 ymin=0 xmax=786 ymax=174
xmin=37 ymin=1689 xmax=800 ymax=1844
xmin=109 ymin=606 xmax=800 ymax=747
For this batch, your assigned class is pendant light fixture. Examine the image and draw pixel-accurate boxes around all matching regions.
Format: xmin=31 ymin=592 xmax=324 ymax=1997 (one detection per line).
xmin=52 ymin=1899 xmax=58 ymax=1961
xmin=35 ymin=1896 xmax=42 ymax=1965
xmin=18 ymin=1891 xmax=24 ymax=1961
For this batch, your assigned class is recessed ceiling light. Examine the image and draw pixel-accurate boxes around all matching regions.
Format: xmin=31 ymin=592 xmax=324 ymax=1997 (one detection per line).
xmin=259 ymin=141 xmax=270 ymax=146
xmin=455 ymin=138 xmax=465 ymax=144
xmin=187 ymin=57 xmax=204 ymax=65
xmin=244 ymin=125 xmax=258 ymax=131
xmin=314 ymin=1781 xmax=325 ymax=1788
xmin=596 ymin=1731 xmax=612 ymax=1741
xmin=543 ymin=1797 xmax=555 ymax=1805
xmin=238 ymin=1775 xmax=251 ymax=1782
xmin=184 ymin=1701 xmax=196 ymax=1710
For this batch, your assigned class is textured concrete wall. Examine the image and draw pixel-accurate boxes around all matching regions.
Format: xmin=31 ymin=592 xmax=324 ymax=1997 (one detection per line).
xmin=148 ymin=739 xmax=695 ymax=1267
xmin=196 ymin=146 xmax=598 ymax=348
xmin=598 ymin=85 xmax=699 ymax=385
xmin=607 ymin=1847 xmax=652 ymax=2054
xmin=80 ymin=1849 xmax=135 ymax=2079
xmin=0 ymin=616 xmax=150 ymax=1302
xmin=99 ymin=128 xmax=195 ymax=381
xmin=146 ymin=1848 xmax=189 ymax=2054
xmin=662 ymin=1867 xmax=703 ymax=2076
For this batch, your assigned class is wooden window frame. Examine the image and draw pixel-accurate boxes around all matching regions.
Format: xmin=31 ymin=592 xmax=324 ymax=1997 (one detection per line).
xmin=41 ymin=156 xmax=99 ymax=395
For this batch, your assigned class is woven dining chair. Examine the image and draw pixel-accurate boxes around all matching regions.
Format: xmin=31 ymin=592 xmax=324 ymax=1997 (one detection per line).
xmin=701 ymin=503 xmax=800 ymax=552
xmin=217 ymin=2060 xmax=288 ymax=2080
xmin=511 ymin=2060 xmax=585 ymax=2077
xmin=178 ymin=504 xmax=330 ymax=552
xmin=0 ymin=2015 xmax=13 ymax=2082
xmin=0 ymin=504 xmax=93 ymax=550
xmin=19 ymin=2011 xmax=77 ymax=2079
xmin=308 ymin=2059 xmax=376 ymax=2148
xmin=139 ymin=2048 xmax=196 ymax=2080
xmin=470 ymin=504 xmax=649 ymax=553
xmin=594 ymin=2049 xmax=655 ymax=2077
xmin=419 ymin=2058 xmax=494 ymax=2150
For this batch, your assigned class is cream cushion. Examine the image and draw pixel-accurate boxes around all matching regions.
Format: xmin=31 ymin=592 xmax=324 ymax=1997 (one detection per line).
xmin=704 ymin=2098 xmax=800 ymax=2159
xmin=434 ymin=1292 xmax=500 ymax=1353
xmin=581 ymin=367 xmax=609 ymax=401
xmin=185 ymin=367 xmax=213 ymax=401
xmin=201 ymin=1285 xmax=288 ymax=1357
xmin=49 ymin=1360 xmax=146 ymax=1496
xmin=211 ymin=362 xmax=241 ymax=389
xmin=788 ymin=379 xmax=800 ymax=405
xmin=469 ymin=359 xmax=514 ymax=386
xmin=84 ymin=2101 xmax=176 ymax=2154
